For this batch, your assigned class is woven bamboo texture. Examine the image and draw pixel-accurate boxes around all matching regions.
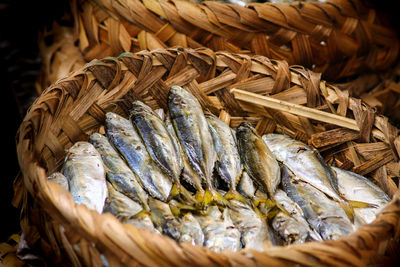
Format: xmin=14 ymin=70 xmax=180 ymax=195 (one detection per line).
xmin=38 ymin=22 xmax=400 ymax=129
xmin=37 ymin=22 xmax=86 ymax=95
xmin=16 ymin=47 xmax=400 ymax=266
xmin=71 ymin=0 xmax=400 ymax=82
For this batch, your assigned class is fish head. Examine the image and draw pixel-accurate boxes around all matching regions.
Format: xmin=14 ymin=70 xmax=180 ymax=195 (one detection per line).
xmin=262 ymin=133 xmax=287 ymax=144
xmin=130 ymin=100 xmax=153 ymax=115
xmin=105 ymin=112 xmax=128 ymax=129
xmin=168 ymin=85 xmax=190 ymax=102
xmin=67 ymin=141 xmax=99 ymax=157
xmin=318 ymin=217 xmax=353 ymax=240
xmin=161 ymin=219 xmax=181 ymax=240
xmin=236 ymin=122 xmax=260 ymax=143
xmin=167 ymin=86 xmax=194 ymax=112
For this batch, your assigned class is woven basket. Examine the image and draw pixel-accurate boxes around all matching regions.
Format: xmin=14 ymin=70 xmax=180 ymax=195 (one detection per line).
xmin=38 ymin=21 xmax=400 ymax=129
xmin=335 ymin=63 xmax=400 ymax=127
xmin=71 ymin=0 xmax=400 ymax=82
xmin=16 ymin=47 xmax=400 ymax=266
xmin=37 ymin=22 xmax=86 ymax=94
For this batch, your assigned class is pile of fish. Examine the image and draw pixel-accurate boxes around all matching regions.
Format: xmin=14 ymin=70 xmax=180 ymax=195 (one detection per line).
xmin=48 ymin=85 xmax=391 ymax=252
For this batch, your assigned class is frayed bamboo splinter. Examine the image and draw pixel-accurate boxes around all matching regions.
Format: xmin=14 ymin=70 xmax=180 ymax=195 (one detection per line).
xmin=230 ymin=88 xmax=360 ymax=131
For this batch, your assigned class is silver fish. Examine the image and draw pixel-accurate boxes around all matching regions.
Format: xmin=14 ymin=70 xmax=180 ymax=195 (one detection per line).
xmin=237 ymin=171 xmax=256 ymax=200
xmin=236 ymin=123 xmax=280 ymax=201
xmin=263 ymin=133 xmax=355 ymax=221
xmin=103 ymin=181 xmax=143 ymax=219
xmin=89 ymin=132 xmax=150 ymax=211
xmin=271 ymin=189 xmax=322 ymax=244
xmin=168 ymin=85 xmax=226 ymax=206
xmin=178 ymin=212 xmax=205 ymax=246
xmin=333 ymin=166 xmax=390 ymax=228
xmin=165 ymin=114 xmax=203 ymax=195
xmin=47 ymin=172 xmax=69 ymax=191
xmin=281 ymin=166 xmax=354 ymax=240
xmin=130 ymin=100 xmax=195 ymax=204
xmin=229 ymin=200 xmax=272 ymax=251
xmin=105 ymin=112 xmax=172 ymax=202
xmin=195 ymin=206 xmax=241 ymax=253
xmin=62 ymin=141 xmax=107 ymax=213
xmin=148 ymin=198 xmax=181 ymax=241
xmin=206 ymin=114 xmax=245 ymax=202
xmin=124 ymin=213 xmax=160 ymax=234
xmin=154 ymin=108 xmax=165 ymax=121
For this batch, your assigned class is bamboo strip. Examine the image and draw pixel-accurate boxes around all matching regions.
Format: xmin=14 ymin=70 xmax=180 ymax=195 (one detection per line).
xmin=230 ymin=88 xmax=360 ymax=131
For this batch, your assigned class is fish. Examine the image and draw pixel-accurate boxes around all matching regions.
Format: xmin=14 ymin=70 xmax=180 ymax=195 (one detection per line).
xmin=332 ymin=166 xmax=391 ymax=228
xmin=237 ymin=171 xmax=256 ymax=200
xmin=206 ymin=114 xmax=247 ymax=203
xmin=165 ymin=113 xmax=204 ymax=196
xmin=103 ymin=181 xmax=143 ymax=219
xmin=236 ymin=123 xmax=281 ymax=208
xmin=281 ymin=166 xmax=355 ymax=240
xmin=104 ymin=112 xmax=172 ymax=202
xmin=89 ymin=132 xmax=150 ymax=211
xmin=228 ymin=199 xmax=272 ymax=251
xmin=178 ymin=212 xmax=205 ymax=246
xmin=262 ymin=133 xmax=356 ymax=222
xmin=62 ymin=141 xmax=107 ymax=213
xmin=47 ymin=172 xmax=69 ymax=191
xmin=195 ymin=205 xmax=241 ymax=253
xmin=148 ymin=198 xmax=181 ymax=241
xmin=270 ymin=189 xmax=322 ymax=244
xmin=167 ymin=85 xmax=227 ymax=207
xmin=130 ymin=100 xmax=195 ymax=204
xmin=124 ymin=213 xmax=160 ymax=234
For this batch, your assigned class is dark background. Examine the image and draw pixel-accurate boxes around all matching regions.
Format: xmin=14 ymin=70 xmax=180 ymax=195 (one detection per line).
xmin=0 ymin=0 xmax=399 ymax=263
xmin=0 ymin=0 xmax=69 ymax=242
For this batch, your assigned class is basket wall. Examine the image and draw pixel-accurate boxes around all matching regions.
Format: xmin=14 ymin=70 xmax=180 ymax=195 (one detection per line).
xmin=16 ymin=47 xmax=400 ymax=266
xmin=70 ymin=0 xmax=400 ymax=82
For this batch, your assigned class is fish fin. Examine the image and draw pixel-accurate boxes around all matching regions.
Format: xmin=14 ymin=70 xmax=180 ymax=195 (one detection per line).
xmin=224 ymin=190 xmax=250 ymax=205
xmin=194 ymin=189 xmax=205 ymax=203
xmin=168 ymin=183 xmax=199 ymax=207
xmin=253 ymin=205 xmax=264 ymax=218
xmin=179 ymin=184 xmax=199 ymax=206
xmin=348 ymin=200 xmax=379 ymax=209
xmin=265 ymin=207 xmax=282 ymax=220
xmin=339 ymin=201 xmax=355 ymax=223
xmin=142 ymin=202 xmax=151 ymax=212
xmin=254 ymin=198 xmax=275 ymax=208
xmin=202 ymin=188 xmax=230 ymax=209
xmin=169 ymin=201 xmax=197 ymax=217
xmin=167 ymin=183 xmax=180 ymax=202
xmin=133 ymin=209 xmax=151 ymax=219
xmin=254 ymin=198 xmax=289 ymax=218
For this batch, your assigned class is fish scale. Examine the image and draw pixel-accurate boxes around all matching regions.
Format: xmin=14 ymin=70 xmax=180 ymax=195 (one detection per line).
xmin=89 ymin=132 xmax=150 ymax=211
xmin=236 ymin=123 xmax=281 ymax=201
xmin=281 ymin=166 xmax=355 ymax=240
xmin=104 ymin=112 xmax=172 ymax=202
xmin=62 ymin=141 xmax=108 ymax=213
xmin=262 ymin=133 xmax=355 ymax=222
xmin=168 ymin=85 xmax=228 ymax=207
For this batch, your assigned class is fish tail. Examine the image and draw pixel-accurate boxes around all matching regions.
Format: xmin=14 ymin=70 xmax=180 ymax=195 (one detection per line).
xmin=194 ymin=188 xmax=205 ymax=203
xmin=169 ymin=201 xmax=197 ymax=217
xmin=179 ymin=184 xmax=199 ymax=206
xmin=133 ymin=209 xmax=151 ymax=219
xmin=201 ymin=188 xmax=230 ymax=209
xmin=141 ymin=201 xmax=151 ymax=212
xmin=224 ymin=189 xmax=250 ymax=204
xmin=167 ymin=183 xmax=180 ymax=201
xmin=254 ymin=197 xmax=288 ymax=219
xmin=348 ymin=200 xmax=379 ymax=209
xmin=340 ymin=200 xmax=355 ymax=223
xmin=167 ymin=182 xmax=199 ymax=206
